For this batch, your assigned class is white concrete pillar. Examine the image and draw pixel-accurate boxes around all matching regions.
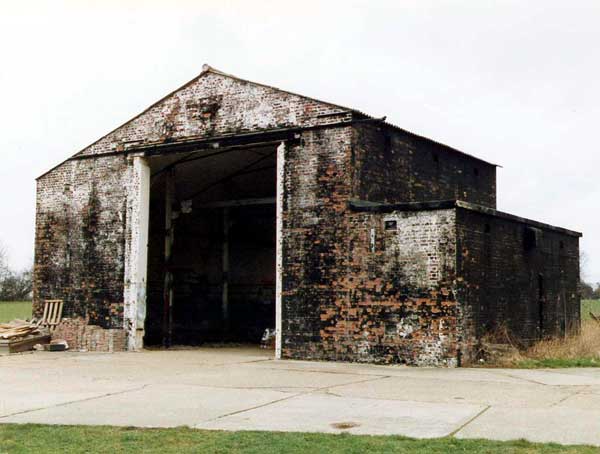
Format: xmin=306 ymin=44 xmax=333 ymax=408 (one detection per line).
xmin=124 ymin=155 xmax=151 ymax=351
xmin=275 ymin=141 xmax=285 ymax=359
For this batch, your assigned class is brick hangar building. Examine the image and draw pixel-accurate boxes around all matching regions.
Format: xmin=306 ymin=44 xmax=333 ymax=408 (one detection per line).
xmin=34 ymin=66 xmax=581 ymax=366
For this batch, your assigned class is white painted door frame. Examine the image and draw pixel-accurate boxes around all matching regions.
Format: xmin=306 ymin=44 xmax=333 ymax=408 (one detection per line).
xmin=124 ymin=154 xmax=151 ymax=351
xmin=275 ymin=141 xmax=286 ymax=359
xmin=125 ymin=141 xmax=285 ymax=356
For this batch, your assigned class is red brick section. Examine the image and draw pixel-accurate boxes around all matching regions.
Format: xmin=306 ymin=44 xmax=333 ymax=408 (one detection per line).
xmin=52 ymin=317 xmax=126 ymax=352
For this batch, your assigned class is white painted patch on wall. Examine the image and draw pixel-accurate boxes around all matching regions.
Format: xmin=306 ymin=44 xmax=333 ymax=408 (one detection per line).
xmin=370 ymin=228 xmax=376 ymax=253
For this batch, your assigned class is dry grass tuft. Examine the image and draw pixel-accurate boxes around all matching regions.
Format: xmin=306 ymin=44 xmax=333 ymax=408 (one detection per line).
xmin=524 ymin=321 xmax=600 ymax=361
xmin=481 ymin=320 xmax=600 ymax=368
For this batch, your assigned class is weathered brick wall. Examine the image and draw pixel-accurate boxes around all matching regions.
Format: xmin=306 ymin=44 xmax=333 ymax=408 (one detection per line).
xmin=73 ymin=69 xmax=351 ymax=158
xmin=340 ymin=209 xmax=459 ymax=366
xmin=456 ymin=208 xmax=580 ymax=354
xmin=35 ymin=68 xmax=353 ymax=349
xmin=34 ymin=156 xmax=130 ymax=331
xmin=34 ymin=66 xmax=578 ymax=365
xmin=352 ymin=123 xmax=497 ymax=208
xmin=282 ymin=164 xmax=461 ymax=369
xmin=280 ymin=127 xmax=355 ymax=359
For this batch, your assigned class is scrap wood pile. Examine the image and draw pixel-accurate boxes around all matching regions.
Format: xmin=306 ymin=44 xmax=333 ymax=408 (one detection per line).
xmin=0 ymin=320 xmax=46 ymax=340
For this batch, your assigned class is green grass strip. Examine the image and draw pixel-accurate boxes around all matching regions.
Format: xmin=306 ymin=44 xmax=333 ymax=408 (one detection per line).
xmin=0 ymin=424 xmax=598 ymax=454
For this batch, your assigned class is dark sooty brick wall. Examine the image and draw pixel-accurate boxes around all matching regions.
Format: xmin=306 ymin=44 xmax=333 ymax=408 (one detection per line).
xmin=281 ymin=127 xmax=355 ymax=359
xmin=456 ymin=207 xmax=580 ymax=348
xmin=352 ymin=123 xmax=496 ymax=208
xmin=281 ymin=127 xmax=473 ymax=365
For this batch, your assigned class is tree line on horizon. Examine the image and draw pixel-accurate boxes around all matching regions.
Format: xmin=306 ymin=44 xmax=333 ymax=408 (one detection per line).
xmin=1 ymin=241 xmax=599 ymax=302
xmin=0 ymin=242 xmax=32 ymax=302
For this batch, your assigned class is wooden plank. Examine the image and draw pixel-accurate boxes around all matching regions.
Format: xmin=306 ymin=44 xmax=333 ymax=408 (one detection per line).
xmin=197 ymin=197 xmax=275 ymax=209
xmin=0 ymin=335 xmax=51 ymax=354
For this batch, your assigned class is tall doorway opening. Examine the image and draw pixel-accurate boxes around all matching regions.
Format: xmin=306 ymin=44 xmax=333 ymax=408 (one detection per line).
xmin=143 ymin=144 xmax=278 ymax=347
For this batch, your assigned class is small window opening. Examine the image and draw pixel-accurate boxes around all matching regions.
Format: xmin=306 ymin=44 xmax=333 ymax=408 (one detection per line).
xmin=384 ymin=133 xmax=392 ymax=157
xmin=559 ymin=240 xmax=565 ymax=250
xmin=484 ymin=223 xmax=491 ymax=233
xmin=433 ymin=154 xmax=439 ymax=163
xmin=474 ymin=167 xmax=479 ymax=177
xmin=524 ymin=227 xmax=538 ymax=251
xmin=384 ymin=220 xmax=397 ymax=231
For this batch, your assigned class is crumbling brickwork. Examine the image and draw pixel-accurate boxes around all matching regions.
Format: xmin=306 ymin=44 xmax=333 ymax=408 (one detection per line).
xmin=348 ymin=201 xmax=581 ymax=365
xmin=34 ymin=65 xmax=580 ymax=366
xmin=52 ymin=317 xmax=127 ymax=352
xmin=333 ymin=209 xmax=459 ymax=366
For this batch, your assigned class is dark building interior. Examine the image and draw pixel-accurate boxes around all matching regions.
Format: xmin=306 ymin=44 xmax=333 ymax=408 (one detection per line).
xmin=144 ymin=145 xmax=277 ymax=346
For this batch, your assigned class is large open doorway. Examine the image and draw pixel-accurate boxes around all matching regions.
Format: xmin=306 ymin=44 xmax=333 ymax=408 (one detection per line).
xmin=143 ymin=145 xmax=278 ymax=347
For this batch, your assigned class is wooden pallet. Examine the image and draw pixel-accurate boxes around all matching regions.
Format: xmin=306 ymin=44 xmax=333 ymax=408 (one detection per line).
xmin=0 ymin=334 xmax=51 ymax=354
xmin=42 ymin=300 xmax=64 ymax=332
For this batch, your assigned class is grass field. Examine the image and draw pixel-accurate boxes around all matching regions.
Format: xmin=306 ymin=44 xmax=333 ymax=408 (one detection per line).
xmin=0 ymin=425 xmax=598 ymax=454
xmin=0 ymin=300 xmax=32 ymax=323
xmin=581 ymin=299 xmax=600 ymax=320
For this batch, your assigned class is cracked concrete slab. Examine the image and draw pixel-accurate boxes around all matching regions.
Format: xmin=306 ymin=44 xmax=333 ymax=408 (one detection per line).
xmin=2 ymin=384 xmax=290 ymax=428
xmin=326 ymin=375 xmax=575 ymax=408
xmin=454 ymin=406 xmax=600 ymax=446
xmin=1 ymin=348 xmax=600 ymax=445
xmin=197 ymin=393 xmax=486 ymax=438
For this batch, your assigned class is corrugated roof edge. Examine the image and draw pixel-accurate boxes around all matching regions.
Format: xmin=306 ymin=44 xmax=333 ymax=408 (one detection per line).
xmin=206 ymin=66 xmax=499 ymax=168
xmin=348 ymin=199 xmax=582 ymax=238
xmin=37 ymin=64 xmax=498 ymax=180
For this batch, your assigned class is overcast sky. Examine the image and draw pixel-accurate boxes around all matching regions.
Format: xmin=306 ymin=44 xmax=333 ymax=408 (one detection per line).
xmin=1 ymin=1 xmax=598 ymax=281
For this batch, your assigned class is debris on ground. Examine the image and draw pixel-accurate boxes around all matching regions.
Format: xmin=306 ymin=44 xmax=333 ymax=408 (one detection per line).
xmin=43 ymin=339 xmax=69 ymax=352
xmin=261 ymin=328 xmax=276 ymax=349
xmin=0 ymin=319 xmax=51 ymax=354
xmin=475 ymin=342 xmax=520 ymax=365
xmin=0 ymin=320 xmax=44 ymax=340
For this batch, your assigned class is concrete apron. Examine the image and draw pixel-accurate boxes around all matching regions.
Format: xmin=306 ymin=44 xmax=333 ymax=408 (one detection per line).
xmin=1 ymin=347 xmax=600 ymax=446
